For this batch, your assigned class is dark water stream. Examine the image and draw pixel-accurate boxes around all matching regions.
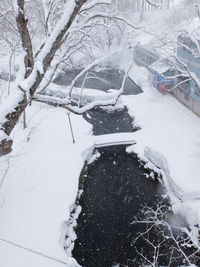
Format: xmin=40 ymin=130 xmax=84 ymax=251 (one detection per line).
xmin=69 ymin=106 xmax=199 ymax=267
xmin=54 ymin=68 xmax=142 ymax=95
xmin=84 ymin=107 xmax=139 ymax=135
xmin=64 ymin=71 xmax=199 ymax=266
xmin=73 ymin=145 xmax=165 ymax=267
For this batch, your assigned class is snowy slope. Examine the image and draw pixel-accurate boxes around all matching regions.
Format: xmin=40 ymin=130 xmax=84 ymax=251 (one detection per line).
xmin=1 ymin=66 xmax=200 ymax=266
xmin=1 ymin=1 xmax=200 ymax=266
xmin=0 ymin=103 xmax=93 ymax=267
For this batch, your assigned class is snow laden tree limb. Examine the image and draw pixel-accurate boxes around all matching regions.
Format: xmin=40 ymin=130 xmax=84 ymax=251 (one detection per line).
xmin=33 ymin=0 xmax=87 ymax=79
xmin=33 ymin=63 xmax=133 ymax=115
xmin=39 ymin=26 xmax=96 ymax=90
xmin=68 ymin=51 xmax=117 ymax=97
xmin=163 ymin=58 xmax=191 ymax=93
xmin=174 ymin=55 xmax=200 ymax=89
xmin=42 ymin=0 xmax=61 ymax=37
xmin=169 ymin=77 xmax=191 ymax=92
xmin=38 ymin=42 xmax=85 ymax=93
xmin=0 ymin=0 xmax=135 ymax=156
xmin=0 ymin=0 xmax=87 ymax=156
xmin=169 ymin=30 xmax=200 ymax=92
xmin=33 ymin=92 xmax=120 ymax=114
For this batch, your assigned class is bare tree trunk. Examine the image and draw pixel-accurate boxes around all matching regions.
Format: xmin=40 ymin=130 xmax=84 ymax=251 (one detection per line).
xmin=16 ymin=0 xmax=34 ymax=76
xmin=23 ymin=93 xmax=27 ymax=129
xmin=0 ymin=0 xmax=87 ymax=156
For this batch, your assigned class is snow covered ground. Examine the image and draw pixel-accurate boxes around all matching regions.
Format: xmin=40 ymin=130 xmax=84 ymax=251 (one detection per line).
xmin=1 ymin=60 xmax=200 ymax=265
xmin=0 ymin=102 xmax=93 ymax=267
xmin=1 ymin=0 xmax=200 ymax=266
xmin=1 ymin=61 xmax=200 ymax=266
xmin=124 ymin=63 xmax=200 ymax=241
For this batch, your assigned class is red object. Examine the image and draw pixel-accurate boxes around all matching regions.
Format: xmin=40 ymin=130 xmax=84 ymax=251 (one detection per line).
xmin=157 ymin=83 xmax=172 ymax=94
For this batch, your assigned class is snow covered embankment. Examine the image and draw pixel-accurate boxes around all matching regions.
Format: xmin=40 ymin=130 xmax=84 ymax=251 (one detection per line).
xmin=124 ymin=63 xmax=200 ymax=246
xmin=0 ymin=102 xmax=94 ymax=267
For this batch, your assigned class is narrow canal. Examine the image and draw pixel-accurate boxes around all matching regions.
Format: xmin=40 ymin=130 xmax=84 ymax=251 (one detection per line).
xmin=64 ymin=71 xmax=199 ymax=266
xmin=70 ymin=107 xmax=163 ymax=267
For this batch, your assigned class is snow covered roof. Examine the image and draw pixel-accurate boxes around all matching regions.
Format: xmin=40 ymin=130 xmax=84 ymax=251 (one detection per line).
xmin=150 ymin=58 xmax=174 ymax=74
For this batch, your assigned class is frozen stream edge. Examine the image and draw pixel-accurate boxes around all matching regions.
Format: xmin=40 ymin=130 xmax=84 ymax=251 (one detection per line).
xmin=62 ymin=106 xmax=200 ymax=267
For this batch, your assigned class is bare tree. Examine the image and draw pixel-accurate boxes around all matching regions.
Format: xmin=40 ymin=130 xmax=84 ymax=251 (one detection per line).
xmin=0 ymin=0 xmax=141 ymax=156
xmin=131 ymin=203 xmax=200 ymax=266
xmin=0 ymin=0 xmax=144 ymax=156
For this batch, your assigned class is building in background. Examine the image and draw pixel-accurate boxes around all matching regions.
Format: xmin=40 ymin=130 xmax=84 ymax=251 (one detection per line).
xmin=134 ymin=44 xmax=174 ymax=93
xmin=150 ymin=59 xmax=175 ymax=93
xmin=170 ymin=32 xmax=200 ymax=116
xmin=133 ymin=32 xmax=200 ymax=116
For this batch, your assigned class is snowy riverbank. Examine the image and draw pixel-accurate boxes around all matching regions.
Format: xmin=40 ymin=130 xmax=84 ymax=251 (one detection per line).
xmin=0 ymin=103 xmax=93 ymax=267
xmin=124 ymin=63 xmax=200 ymax=244
xmin=1 ymin=63 xmax=200 ymax=266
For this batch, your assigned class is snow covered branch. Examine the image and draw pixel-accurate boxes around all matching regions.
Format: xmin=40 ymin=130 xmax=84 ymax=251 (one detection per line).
xmin=131 ymin=203 xmax=200 ymax=266
xmin=68 ymin=51 xmax=117 ymax=97
xmin=84 ymin=12 xmax=142 ymax=30
xmin=80 ymin=0 xmax=112 ymax=13
xmin=145 ymin=0 xmax=160 ymax=8
xmin=0 ymin=0 xmax=136 ymax=156
xmin=174 ymin=55 xmax=200 ymax=89
xmin=34 ymin=63 xmax=133 ymax=114
xmin=0 ymin=0 xmax=87 ymax=155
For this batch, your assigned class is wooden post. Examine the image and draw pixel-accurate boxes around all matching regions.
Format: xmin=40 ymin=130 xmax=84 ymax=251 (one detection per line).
xmin=23 ymin=92 xmax=27 ymax=129
xmin=23 ymin=110 xmax=27 ymax=129
xmin=67 ymin=113 xmax=75 ymax=144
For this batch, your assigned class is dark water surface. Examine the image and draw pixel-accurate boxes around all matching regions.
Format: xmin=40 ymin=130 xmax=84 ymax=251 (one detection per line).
xmin=83 ymin=107 xmax=139 ymax=135
xmin=65 ymin=77 xmax=199 ymax=266
xmin=54 ymin=68 xmax=142 ymax=95
xmin=72 ymin=145 xmax=166 ymax=267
